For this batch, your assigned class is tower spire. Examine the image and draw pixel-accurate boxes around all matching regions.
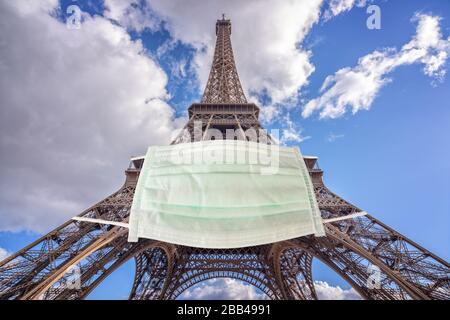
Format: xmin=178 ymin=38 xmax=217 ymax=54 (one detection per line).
xmin=201 ymin=16 xmax=247 ymax=104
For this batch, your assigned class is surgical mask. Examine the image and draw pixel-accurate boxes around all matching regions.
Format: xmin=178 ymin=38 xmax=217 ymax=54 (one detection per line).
xmin=128 ymin=140 xmax=325 ymax=248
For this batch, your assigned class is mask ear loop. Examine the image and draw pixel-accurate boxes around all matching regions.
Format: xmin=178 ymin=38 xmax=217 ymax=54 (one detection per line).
xmin=72 ymin=216 xmax=129 ymax=229
xmin=71 ymin=211 xmax=368 ymax=250
xmin=71 ymin=211 xmax=368 ymax=230
xmin=322 ymin=211 xmax=368 ymax=224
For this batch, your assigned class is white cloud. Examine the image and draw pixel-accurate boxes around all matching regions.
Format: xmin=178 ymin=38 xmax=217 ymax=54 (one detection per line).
xmin=104 ymin=0 xmax=370 ymax=113
xmin=0 ymin=2 xmax=181 ymax=232
xmin=323 ymin=0 xmax=369 ymax=20
xmin=0 ymin=247 xmax=10 ymax=262
xmin=179 ymin=278 xmax=268 ymax=300
xmin=259 ymin=105 xmax=280 ymax=124
xmin=179 ymin=278 xmax=361 ymax=300
xmin=3 ymin=0 xmax=58 ymax=15
xmin=314 ymin=281 xmax=362 ymax=300
xmin=280 ymin=114 xmax=311 ymax=144
xmin=327 ymin=133 xmax=345 ymax=142
xmin=170 ymin=58 xmax=188 ymax=79
xmin=104 ymin=0 xmax=161 ymax=32
xmin=303 ymin=13 xmax=450 ymax=119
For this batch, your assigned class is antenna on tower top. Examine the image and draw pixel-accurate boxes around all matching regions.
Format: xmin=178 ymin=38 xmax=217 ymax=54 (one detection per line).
xmin=222 ymin=13 xmax=226 ymax=20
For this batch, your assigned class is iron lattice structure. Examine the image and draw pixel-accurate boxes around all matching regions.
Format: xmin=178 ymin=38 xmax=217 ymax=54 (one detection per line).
xmin=0 ymin=17 xmax=449 ymax=300
xmin=201 ymin=17 xmax=247 ymax=104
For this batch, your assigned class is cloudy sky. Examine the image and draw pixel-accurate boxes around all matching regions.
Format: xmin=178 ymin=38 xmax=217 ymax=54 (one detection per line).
xmin=0 ymin=0 xmax=449 ymax=299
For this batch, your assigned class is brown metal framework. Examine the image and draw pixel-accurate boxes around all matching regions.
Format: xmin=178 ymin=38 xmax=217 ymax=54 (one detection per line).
xmin=0 ymin=17 xmax=449 ymax=300
xmin=202 ymin=18 xmax=247 ymax=104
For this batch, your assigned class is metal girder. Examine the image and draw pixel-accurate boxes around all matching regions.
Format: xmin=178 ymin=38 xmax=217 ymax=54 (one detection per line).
xmin=1 ymin=168 xmax=448 ymax=300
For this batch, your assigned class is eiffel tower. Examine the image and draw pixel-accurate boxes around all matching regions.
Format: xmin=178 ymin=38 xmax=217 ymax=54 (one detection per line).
xmin=0 ymin=16 xmax=449 ymax=301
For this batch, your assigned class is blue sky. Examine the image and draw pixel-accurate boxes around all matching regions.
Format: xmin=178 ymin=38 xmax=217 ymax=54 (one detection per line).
xmin=0 ymin=0 xmax=449 ymax=300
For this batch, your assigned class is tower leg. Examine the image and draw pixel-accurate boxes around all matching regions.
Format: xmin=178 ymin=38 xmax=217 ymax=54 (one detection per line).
xmin=279 ymin=248 xmax=317 ymax=300
xmin=129 ymin=247 xmax=171 ymax=300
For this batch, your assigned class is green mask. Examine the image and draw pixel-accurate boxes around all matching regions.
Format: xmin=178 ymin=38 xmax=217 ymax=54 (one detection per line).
xmin=128 ymin=140 xmax=325 ymax=248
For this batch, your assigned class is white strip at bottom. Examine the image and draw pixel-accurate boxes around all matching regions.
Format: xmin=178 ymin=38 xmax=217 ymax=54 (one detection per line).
xmin=323 ymin=211 xmax=368 ymax=224
xmin=72 ymin=217 xmax=129 ymax=228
